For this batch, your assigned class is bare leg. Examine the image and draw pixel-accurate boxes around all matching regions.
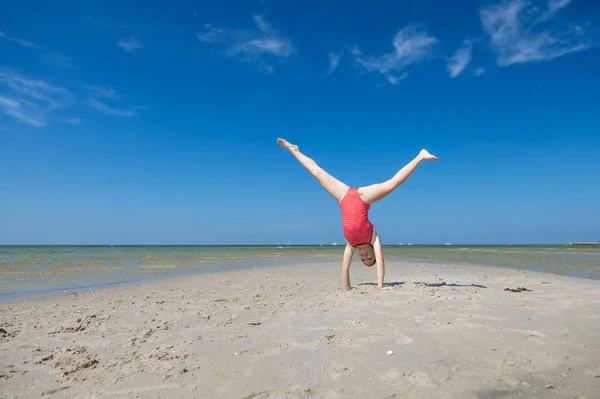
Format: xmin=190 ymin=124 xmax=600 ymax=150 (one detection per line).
xmin=278 ymin=138 xmax=349 ymax=201
xmin=358 ymin=149 xmax=438 ymax=205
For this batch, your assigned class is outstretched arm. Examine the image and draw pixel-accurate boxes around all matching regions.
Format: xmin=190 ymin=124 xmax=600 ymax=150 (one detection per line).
xmin=342 ymin=242 xmax=355 ymax=290
xmin=373 ymin=234 xmax=392 ymax=290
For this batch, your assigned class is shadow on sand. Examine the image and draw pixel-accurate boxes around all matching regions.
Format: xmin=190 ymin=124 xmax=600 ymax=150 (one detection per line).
xmin=358 ymin=281 xmax=488 ymax=289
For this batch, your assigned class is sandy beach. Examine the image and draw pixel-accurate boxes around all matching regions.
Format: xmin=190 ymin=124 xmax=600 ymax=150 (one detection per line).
xmin=1 ymin=261 xmax=599 ymax=399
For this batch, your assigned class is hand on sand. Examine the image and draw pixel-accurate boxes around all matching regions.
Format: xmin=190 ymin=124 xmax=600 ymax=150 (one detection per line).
xmin=419 ymin=149 xmax=438 ymax=161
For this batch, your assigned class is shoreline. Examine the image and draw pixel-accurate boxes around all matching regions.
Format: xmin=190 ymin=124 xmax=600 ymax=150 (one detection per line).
xmin=0 ymin=258 xmax=338 ymax=303
xmin=3 ymin=245 xmax=599 ymax=303
xmin=2 ymin=255 xmax=599 ymax=303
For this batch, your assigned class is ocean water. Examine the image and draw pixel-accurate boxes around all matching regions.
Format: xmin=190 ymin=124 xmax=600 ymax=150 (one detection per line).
xmin=1 ymin=245 xmax=599 ymax=301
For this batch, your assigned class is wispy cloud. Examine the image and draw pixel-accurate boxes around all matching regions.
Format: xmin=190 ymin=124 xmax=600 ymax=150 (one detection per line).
xmin=86 ymin=86 xmax=139 ymax=117
xmin=473 ymin=67 xmax=486 ymax=76
xmin=386 ymin=72 xmax=409 ymax=85
xmin=10 ymin=37 xmax=36 ymax=48
xmin=0 ymin=70 xmax=143 ymax=126
xmin=326 ymin=51 xmax=343 ymax=75
xmin=0 ymin=70 xmax=73 ymax=108
xmin=351 ymin=25 xmax=438 ymax=84
xmin=0 ymin=69 xmax=74 ymax=122
xmin=548 ymin=0 xmax=573 ymax=16
xmin=0 ymin=30 xmax=34 ymax=47
xmin=88 ymin=99 xmax=137 ymax=117
xmin=197 ymin=15 xmax=295 ymax=71
xmin=117 ymin=37 xmax=144 ymax=54
xmin=0 ymin=70 xmax=74 ymax=126
xmin=0 ymin=30 xmax=74 ymax=69
xmin=480 ymin=0 xmax=591 ymax=67
xmin=447 ymin=40 xmax=473 ymax=78
xmin=0 ymin=96 xmax=46 ymax=127
xmin=534 ymin=0 xmax=574 ymax=23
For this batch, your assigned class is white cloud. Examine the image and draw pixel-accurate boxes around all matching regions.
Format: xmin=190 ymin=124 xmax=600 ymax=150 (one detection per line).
xmin=0 ymin=70 xmax=74 ymax=126
xmin=0 ymin=70 xmax=142 ymax=126
xmin=86 ymin=86 xmax=138 ymax=117
xmin=548 ymin=0 xmax=573 ymax=15
xmin=536 ymin=0 xmax=574 ymax=22
xmin=0 ymin=30 xmax=35 ymax=48
xmin=253 ymin=15 xmax=272 ymax=34
xmin=0 ymin=96 xmax=46 ymax=127
xmin=326 ymin=51 xmax=342 ymax=75
xmin=480 ymin=0 xmax=591 ymax=67
xmin=352 ymin=25 xmax=438 ymax=84
xmin=473 ymin=67 xmax=486 ymax=76
xmin=0 ymin=70 xmax=73 ymax=109
xmin=386 ymin=72 xmax=409 ymax=85
xmin=447 ymin=40 xmax=473 ymax=78
xmin=117 ymin=37 xmax=144 ymax=54
xmin=11 ymin=37 xmax=36 ymax=48
xmin=88 ymin=99 xmax=137 ymax=117
xmin=197 ymin=15 xmax=295 ymax=70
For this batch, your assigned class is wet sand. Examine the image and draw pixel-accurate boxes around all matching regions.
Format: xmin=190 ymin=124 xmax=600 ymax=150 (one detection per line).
xmin=1 ymin=261 xmax=599 ymax=399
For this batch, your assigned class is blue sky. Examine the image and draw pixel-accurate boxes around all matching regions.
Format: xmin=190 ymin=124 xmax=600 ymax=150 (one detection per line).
xmin=1 ymin=0 xmax=599 ymax=245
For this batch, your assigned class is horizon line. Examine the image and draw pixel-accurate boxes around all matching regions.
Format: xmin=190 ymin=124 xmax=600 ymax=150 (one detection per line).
xmin=1 ymin=243 xmax=597 ymax=247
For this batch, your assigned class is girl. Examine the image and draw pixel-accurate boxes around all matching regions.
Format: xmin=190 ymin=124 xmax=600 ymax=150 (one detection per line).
xmin=277 ymin=138 xmax=438 ymax=290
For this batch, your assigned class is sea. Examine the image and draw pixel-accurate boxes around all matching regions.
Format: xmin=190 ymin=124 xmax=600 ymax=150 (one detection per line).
xmin=1 ymin=245 xmax=599 ymax=301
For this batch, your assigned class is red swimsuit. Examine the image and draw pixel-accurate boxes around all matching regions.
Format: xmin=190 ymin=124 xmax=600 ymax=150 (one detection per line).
xmin=339 ymin=188 xmax=373 ymax=246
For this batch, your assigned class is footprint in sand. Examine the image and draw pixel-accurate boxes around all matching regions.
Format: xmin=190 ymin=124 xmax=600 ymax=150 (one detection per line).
xmin=523 ymin=330 xmax=546 ymax=345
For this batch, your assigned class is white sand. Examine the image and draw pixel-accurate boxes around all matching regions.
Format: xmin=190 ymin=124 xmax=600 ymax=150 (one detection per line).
xmin=1 ymin=261 xmax=599 ymax=399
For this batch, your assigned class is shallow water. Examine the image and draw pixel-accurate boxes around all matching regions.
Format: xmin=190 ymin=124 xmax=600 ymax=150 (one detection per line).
xmin=1 ymin=245 xmax=599 ymax=300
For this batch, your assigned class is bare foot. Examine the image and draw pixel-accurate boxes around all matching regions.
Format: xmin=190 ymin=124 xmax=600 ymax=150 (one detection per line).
xmin=277 ymin=138 xmax=298 ymax=152
xmin=419 ymin=149 xmax=438 ymax=161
